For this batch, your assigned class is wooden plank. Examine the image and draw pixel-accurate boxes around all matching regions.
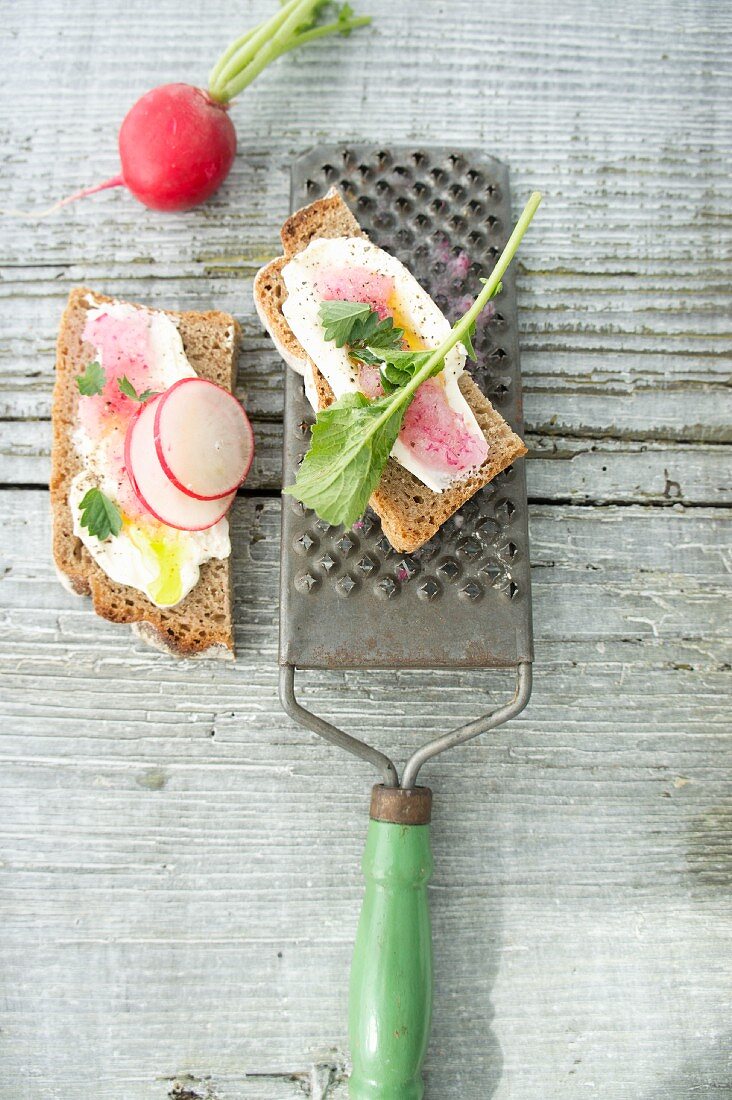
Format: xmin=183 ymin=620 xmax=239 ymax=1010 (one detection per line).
xmin=2 ymin=273 xmax=730 ymax=445
xmin=3 ymin=420 xmax=731 ymax=510
xmin=1 ymin=2 xmax=731 ymax=440
xmin=1 ymin=0 xmax=731 ymax=1096
xmin=0 ymin=493 xmax=730 ymax=1099
xmin=1 ymin=265 xmax=730 ymax=441
xmin=2 ymin=491 xmax=730 ymax=650
xmin=526 ymin=436 xmax=732 ymax=505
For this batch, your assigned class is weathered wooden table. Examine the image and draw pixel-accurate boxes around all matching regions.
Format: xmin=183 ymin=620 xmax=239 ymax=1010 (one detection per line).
xmin=1 ymin=1 xmax=730 ymax=1097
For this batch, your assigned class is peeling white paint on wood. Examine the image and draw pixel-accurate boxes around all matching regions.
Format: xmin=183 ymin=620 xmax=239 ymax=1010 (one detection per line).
xmin=1 ymin=0 xmax=731 ymax=1097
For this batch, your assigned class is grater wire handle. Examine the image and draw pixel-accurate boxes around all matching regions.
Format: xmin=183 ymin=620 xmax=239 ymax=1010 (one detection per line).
xmin=280 ymin=662 xmax=532 ymax=789
xmin=279 ymin=665 xmax=399 ymax=787
xmin=401 ymin=660 xmax=532 ymax=789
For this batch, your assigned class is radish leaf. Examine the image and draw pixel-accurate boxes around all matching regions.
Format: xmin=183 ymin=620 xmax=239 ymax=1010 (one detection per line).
xmin=284 ymin=392 xmax=404 ymax=526
xmin=373 ymin=349 xmax=440 ymax=393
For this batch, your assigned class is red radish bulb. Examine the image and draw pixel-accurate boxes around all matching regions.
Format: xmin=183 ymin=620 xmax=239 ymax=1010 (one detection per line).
xmin=125 ymin=396 xmax=235 ymax=531
xmin=118 ymin=85 xmax=236 ymax=213
xmin=154 ymin=378 xmax=254 ymax=499
xmin=38 ymin=1 xmax=372 ymax=217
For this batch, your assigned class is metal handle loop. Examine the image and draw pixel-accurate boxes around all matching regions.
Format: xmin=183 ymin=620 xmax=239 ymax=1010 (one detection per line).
xmin=279 ymin=662 xmax=532 ymax=789
xmin=279 ymin=665 xmax=399 ymax=787
xmin=401 ymin=661 xmax=532 ymax=788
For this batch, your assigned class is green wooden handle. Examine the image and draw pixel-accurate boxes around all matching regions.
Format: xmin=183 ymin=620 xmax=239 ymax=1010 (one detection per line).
xmin=348 ymin=795 xmax=434 ymax=1100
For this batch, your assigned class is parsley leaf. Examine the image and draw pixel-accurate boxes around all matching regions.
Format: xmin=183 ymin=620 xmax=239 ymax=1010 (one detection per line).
xmin=319 ymin=301 xmax=372 ymax=346
xmin=366 ymin=347 xmax=440 ymax=394
xmin=78 ymin=487 xmax=122 ymax=541
xmin=118 ymin=376 xmax=160 ymax=403
xmin=320 ymin=298 xmax=429 ymax=381
xmin=358 ymin=313 xmax=403 ymax=348
xmin=319 ymin=300 xmax=404 ymax=358
xmin=77 ymin=361 xmax=105 ymax=396
xmin=286 ymin=192 xmax=542 ymax=527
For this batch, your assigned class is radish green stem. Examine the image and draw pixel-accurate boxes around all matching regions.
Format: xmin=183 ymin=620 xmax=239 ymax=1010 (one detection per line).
xmin=208 ymin=0 xmax=372 ymax=104
xmin=210 ymin=0 xmax=304 ymax=97
xmin=342 ymin=192 xmax=543 ymax=451
xmin=208 ymin=27 xmax=257 ymax=90
xmin=278 ymin=15 xmax=372 ymax=51
xmin=220 ymin=0 xmax=322 ymax=101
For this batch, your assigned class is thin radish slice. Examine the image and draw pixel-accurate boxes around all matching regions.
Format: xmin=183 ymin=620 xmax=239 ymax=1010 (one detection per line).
xmin=125 ymin=396 xmax=235 ymax=531
xmin=154 ymin=378 xmax=254 ymax=501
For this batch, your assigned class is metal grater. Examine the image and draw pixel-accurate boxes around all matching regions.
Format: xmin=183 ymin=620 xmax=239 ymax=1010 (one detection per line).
xmin=280 ymin=146 xmax=533 ymax=781
xmin=277 ymin=146 xmax=534 ymax=1097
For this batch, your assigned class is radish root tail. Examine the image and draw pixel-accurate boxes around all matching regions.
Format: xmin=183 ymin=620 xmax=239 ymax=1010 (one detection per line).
xmin=1 ymin=174 xmax=125 ymax=221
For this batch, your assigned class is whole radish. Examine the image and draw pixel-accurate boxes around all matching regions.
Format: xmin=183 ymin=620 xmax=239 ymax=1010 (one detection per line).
xmin=43 ymin=1 xmax=370 ymax=216
xmin=118 ymin=85 xmax=237 ymax=212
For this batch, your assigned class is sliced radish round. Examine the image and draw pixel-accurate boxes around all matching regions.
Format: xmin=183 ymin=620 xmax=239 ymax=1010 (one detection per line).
xmin=154 ymin=378 xmax=254 ymax=501
xmin=124 ymin=395 xmax=235 ymax=531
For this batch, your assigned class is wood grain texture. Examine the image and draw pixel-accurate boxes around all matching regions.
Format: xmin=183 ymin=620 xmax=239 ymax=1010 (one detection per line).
xmin=1 ymin=494 xmax=731 ymax=1099
xmin=1 ymin=0 xmax=731 ymax=1097
xmin=3 ymin=420 xmax=731 ymax=508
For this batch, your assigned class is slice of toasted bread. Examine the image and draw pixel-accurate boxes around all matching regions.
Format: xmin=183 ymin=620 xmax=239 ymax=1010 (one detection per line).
xmin=51 ymin=288 xmax=240 ymax=658
xmin=253 ymin=191 xmax=366 ymax=375
xmin=254 ymin=189 xmax=527 ymax=553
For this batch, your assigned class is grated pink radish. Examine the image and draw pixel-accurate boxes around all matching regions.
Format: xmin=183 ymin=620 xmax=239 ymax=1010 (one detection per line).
xmin=100 ymin=431 xmax=150 ymax=520
xmin=317 ymin=267 xmax=394 ymax=319
xmin=359 ymin=360 xmax=486 ymax=478
xmin=357 ymin=363 xmax=383 ymax=400
xmin=400 ymin=379 xmax=488 ymax=474
xmin=78 ymin=310 xmax=156 ymax=440
xmin=320 ymin=263 xmax=487 ymax=479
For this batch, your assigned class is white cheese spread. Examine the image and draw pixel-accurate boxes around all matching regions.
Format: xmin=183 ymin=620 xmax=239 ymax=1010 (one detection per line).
xmin=281 ymin=236 xmax=488 ymax=493
xmin=70 ymin=298 xmax=231 ymax=608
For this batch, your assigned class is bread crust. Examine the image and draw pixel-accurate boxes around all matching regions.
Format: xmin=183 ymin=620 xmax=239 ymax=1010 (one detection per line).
xmin=254 ymin=190 xmax=527 ymax=553
xmin=51 ymin=288 xmax=240 ymax=657
xmin=280 ymin=187 xmax=365 ymax=257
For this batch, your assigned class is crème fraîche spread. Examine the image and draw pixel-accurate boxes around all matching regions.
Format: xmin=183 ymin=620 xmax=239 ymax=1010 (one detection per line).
xmin=281 ymin=237 xmax=488 ymax=493
xmin=69 ymin=299 xmax=231 ymax=607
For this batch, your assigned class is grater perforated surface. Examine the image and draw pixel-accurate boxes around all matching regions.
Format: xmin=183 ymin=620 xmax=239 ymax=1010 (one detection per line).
xmin=280 ymin=146 xmax=533 ymax=670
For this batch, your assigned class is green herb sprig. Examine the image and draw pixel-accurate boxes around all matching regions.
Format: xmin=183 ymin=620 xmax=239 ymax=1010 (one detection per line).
xmin=79 ymin=487 xmax=122 ymax=541
xmin=284 ymin=191 xmax=542 ymax=526
xmin=319 ymin=300 xmax=404 ymax=363
xmin=118 ymin=376 xmax=160 ymax=403
xmin=77 ymin=361 xmax=105 ymax=396
xmin=76 ymin=362 xmax=160 ymax=405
